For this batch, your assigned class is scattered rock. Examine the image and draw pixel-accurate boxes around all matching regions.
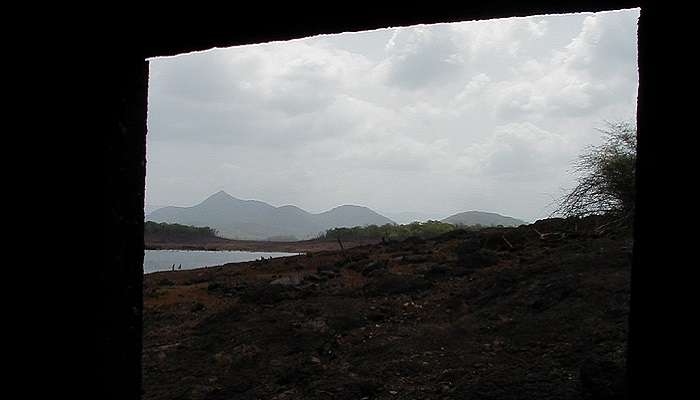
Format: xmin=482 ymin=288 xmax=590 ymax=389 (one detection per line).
xmin=415 ymin=262 xmax=439 ymax=273
xmin=317 ymin=265 xmax=340 ymax=274
xmin=213 ymin=351 xmax=233 ymax=367
xmin=188 ymin=384 xmax=217 ymax=400
xmin=270 ymin=276 xmax=302 ymax=286
xmin=365 ymin=268 xmax=389 ymax=278
xmin=401 ymin=254 xmax=430 ymax=263
xmin=303 ymin=318 xmax=329 ymax=333
xmin=362 ymin=260 xmax=388 ymax=276
xmin=304 ymin=273 xmax=322 ymax=283
xmin=231 ymin=344 xmax=260 ymax=363
xmin=319 ymin=270 xmax=338 ymax=279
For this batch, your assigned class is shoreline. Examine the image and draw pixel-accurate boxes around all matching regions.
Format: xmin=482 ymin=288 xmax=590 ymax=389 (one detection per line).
xmin=144 ymin=237 xmax=381 ymax=253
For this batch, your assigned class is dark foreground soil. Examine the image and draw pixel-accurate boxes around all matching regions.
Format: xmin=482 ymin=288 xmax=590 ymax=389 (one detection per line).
xmin=143 ymin=216 xmax=631 ymax=400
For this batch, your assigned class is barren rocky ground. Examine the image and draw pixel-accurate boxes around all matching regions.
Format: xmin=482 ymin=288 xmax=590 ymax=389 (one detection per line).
xmin=143 ymin=216 xmax=631 ymax=399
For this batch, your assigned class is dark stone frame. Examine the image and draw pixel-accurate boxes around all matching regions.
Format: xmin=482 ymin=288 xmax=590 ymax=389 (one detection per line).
xmin=103 ymin=2 xmax=670 ymax=398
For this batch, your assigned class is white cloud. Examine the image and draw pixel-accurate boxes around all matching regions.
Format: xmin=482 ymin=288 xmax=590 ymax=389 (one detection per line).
xmin=455 ymin=73 xmax=491 ymax=105
xmin=483 ymin=122 xmax=575 ymax=178
xmin=378 ymin=25 xmax=467 ymax=90
xmin=483 ymin=11 xmax=638 ymax=122
xmin=146 ymin=9 xmax=639 ymax=222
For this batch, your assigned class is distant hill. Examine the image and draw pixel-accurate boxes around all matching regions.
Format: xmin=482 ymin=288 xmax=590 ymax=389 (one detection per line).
xmin=146 ymin=191 xmax=395 ymax=240
xmin=144 ymin=204 xmax=168 ymax=215
xmin=442 ymin=211 xmax=526 ymax=227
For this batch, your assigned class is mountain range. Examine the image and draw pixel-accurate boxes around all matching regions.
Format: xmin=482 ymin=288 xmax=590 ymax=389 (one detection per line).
xmin=146 ymin=191 xmax=527 ymax=240
xmin=441 ymin=211 xmax=527 ymax=227
xmin=146 ymin=191 xmax=395 ymax=240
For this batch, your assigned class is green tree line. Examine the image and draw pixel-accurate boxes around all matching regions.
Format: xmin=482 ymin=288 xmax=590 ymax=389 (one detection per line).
xmin=318 ymin=220 xmax=458 ymax=241
xmin=144 ymin=221 xmax=219 ymax=239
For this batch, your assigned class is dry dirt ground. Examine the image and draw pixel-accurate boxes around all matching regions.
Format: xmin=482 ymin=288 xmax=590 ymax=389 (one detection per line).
xmin=143 ymin=216 xmax=631 ymax=400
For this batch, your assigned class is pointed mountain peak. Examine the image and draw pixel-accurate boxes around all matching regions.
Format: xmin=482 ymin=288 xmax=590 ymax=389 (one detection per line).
xmin=208 ymin=190 xmax=234 ymax=199
xmin=200 ymin=190 xmax=239 ymax=205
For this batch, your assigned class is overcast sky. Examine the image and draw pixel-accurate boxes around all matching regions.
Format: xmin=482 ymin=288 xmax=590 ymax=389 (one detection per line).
xmin=146 ymin=8 xmax=639 ymax=222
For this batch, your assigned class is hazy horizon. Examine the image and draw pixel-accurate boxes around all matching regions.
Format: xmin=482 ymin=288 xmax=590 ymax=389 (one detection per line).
xmin=145 ymin=190 xmax=526 ymax=222
xmin=146 ymin=8 xmax=639 ymax=223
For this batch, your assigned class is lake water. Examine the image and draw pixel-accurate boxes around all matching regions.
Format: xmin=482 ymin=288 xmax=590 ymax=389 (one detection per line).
xmin=144 ymin=250 xmax=299 ymax=274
